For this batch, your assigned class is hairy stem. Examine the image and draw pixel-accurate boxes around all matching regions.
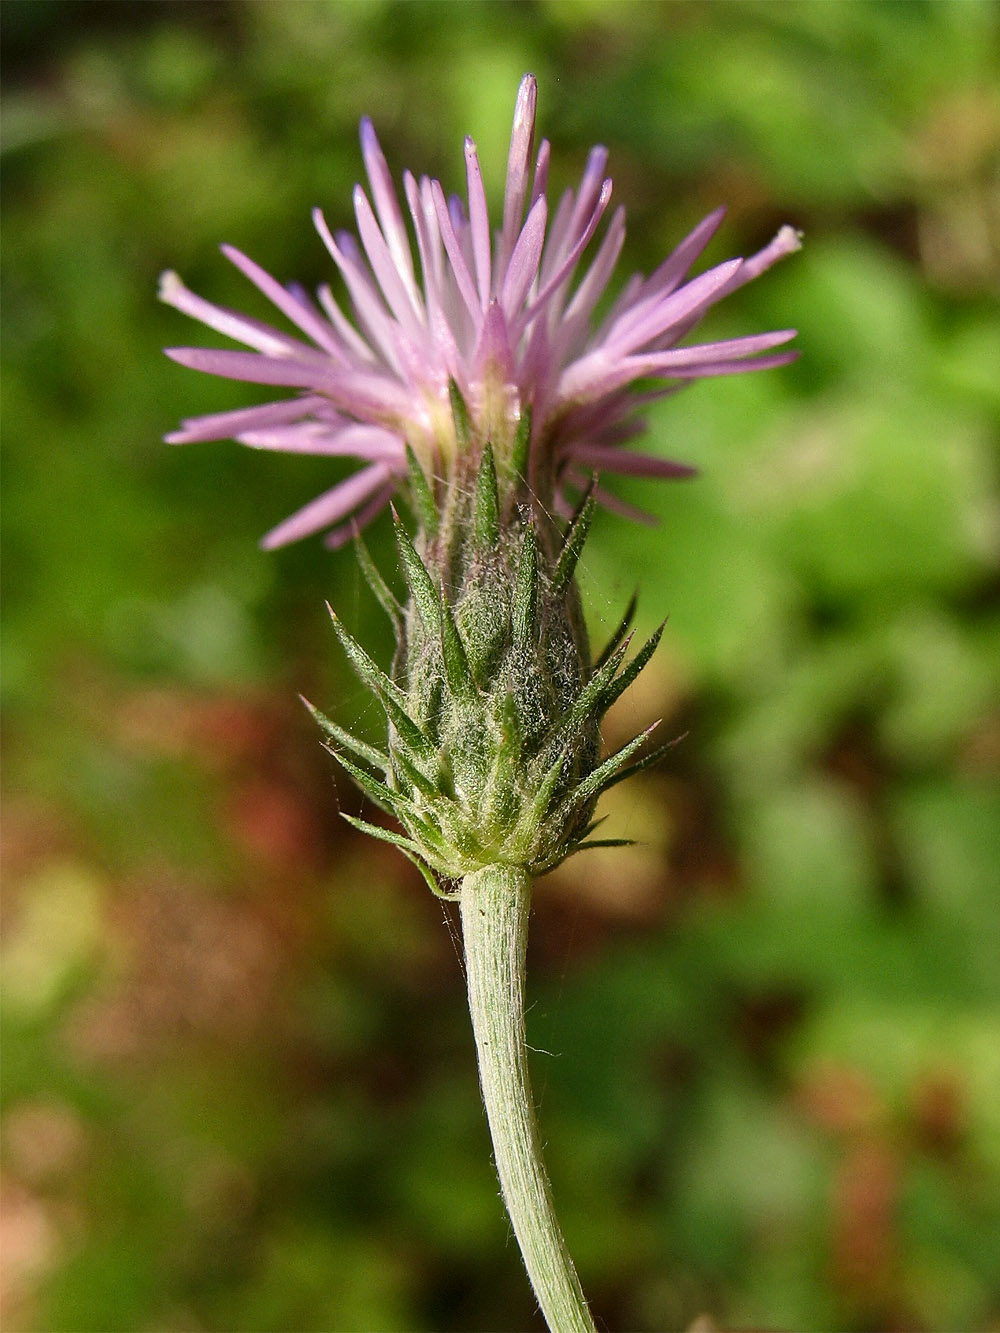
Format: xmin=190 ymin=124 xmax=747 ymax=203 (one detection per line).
xmin=460 ymin=865 xmax=596 ymax=1333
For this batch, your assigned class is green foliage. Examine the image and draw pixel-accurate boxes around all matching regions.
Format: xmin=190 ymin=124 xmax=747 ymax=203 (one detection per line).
xmin=2 ymin=2 xmax=998 ymax=1330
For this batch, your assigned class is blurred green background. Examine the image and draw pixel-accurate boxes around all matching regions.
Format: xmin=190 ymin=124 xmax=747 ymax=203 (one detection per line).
xmin=3 ymin=2 xmax=999 ymax=1329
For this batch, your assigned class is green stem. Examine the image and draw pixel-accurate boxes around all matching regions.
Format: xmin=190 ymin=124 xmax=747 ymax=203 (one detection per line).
xmin=460 ymin=865 xmax=596 ymax=1333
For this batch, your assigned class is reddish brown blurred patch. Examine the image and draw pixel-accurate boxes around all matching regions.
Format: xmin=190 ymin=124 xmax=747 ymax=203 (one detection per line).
xmin=113 ymin=687 xmax=284 ymax=768
xmin=734 ymin=990 xmax=805 ymax=1071
xmin=0 ymin=798 xmax=80 ymax=888
xmin=960 ymin=709 xmax=1000 ymax=777
xmin=65 ymin=876 xmax=288 ymax=1062
xmin=797 ymin=1062 xmax=884 ymax=1137
xmin=796 ymin=1064 xmax=903 ymax=1318
xmin=2 ymin=1102 xmax=89 ymax=1187
xmin=223 ymin=774 xmax=322 ymax=875
xmin=910 ymin=1067 xmax=967 ymax=1158
xmin=821 ymin=715 xmax=908 ymax=908
xmin=831 ymin=1136 xmax=901 ymax=1313
xmin=0 ymin=1176 xmax=58 ymax=1330
xmin=794 ymin=1062 xmax=955 ymax=1328
xmin=111 ymin=683 xmax=335 ymax=874
xmin=668 ymin=772 xmax=742 ymax=902
xmin=823 ymin=717 xmax=890 ymax=799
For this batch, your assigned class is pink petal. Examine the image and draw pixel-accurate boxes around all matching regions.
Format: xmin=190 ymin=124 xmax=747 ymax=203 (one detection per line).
xmin=500 ymin=74 xmax=538 ymax=272
xmin=168 ymin=346 xmax=414 ymax=421
xmin=623 ymin=330 xmax=798 ymax=374
xmin=315 ymin=283 xmax=378 ymax=365
xmin=165 ymin=396 xmax=328 ymax=445
xmin=359 ymin=117 xmax=417 ymax=290
xmin=239 ymin=422 xmax=404 ymax=461
xmin=634 ymin=207 xmax=727 ymax=304
xmin=529 ymin=138 xmax=550 ymax=214
xmin=563 ymin=444 xmax=697 ymax=479
xmin=500 ymin=193 xmax=548 ymax=315
xmin=565 ymin=146 xmax=609 ymax=252
xmin=312 ymin=211 xmax=401 ymax=369
xmin=405 ymin=172 xmax=449 ymax=333
xmin=431 ymin=180 xmax=483 ymax=328
xmin=656 ymin=350 xmax=799 ymax=378
xmin=727 ymin=225 xmax=803 ymax=290
xmin=316 ymin=367 xmax=417 ymax=419
xmin=472 ymin=300 xmax=515 ymax=383
xmin=322 ymin=480 xmax=398 ymax=548
xmin=542 ymin=186 xmax=577 ymax=285
xmin=464 ymin=137 xmax=493 ymax=307
xmin=219 ymin=246 xmax=345 ymax=357
xmin=352 ymin=185 xmax=425 ymax=339
xmin=599 ymin=258 xmax=744 ymax=357
xmin=518 ymin=178 xmax=612 ymax=338
xmin=561 ymin=206 xmax=626 ymax=331
xmin=159 ymin=271 xmax=305 ymax=356
xmin=559 ymin=469 xmax=659 ymax=525
xmin=165 ymin=346 xmax=330 ymax=388
xmin=260 ymin=462 xmax=394 ymax=549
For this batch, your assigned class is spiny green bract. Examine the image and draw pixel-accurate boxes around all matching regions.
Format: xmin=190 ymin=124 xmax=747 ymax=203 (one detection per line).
xmin=310 ymin=434 xmax=671 ymax=897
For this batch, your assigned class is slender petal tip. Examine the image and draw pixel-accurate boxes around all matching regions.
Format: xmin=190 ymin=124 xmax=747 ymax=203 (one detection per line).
xmin=158 ymin=270 xmax=184 ymax=304
xmin=514 ymin=73 xmax=537 ymax=125
xmin=777 ymin=224 xmax=804 ymax=254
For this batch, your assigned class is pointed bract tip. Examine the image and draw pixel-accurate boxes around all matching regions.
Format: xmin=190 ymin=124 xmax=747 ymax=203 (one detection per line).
xmin=448 ymin=377 xmax=472 ymax=442
xmin=299 ymin=695 xmax=332 ymax=727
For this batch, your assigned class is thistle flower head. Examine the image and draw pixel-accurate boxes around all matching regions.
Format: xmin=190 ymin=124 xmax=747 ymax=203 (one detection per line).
xmin=162 ymin=76 xmax=801 ymax=886
xmin=162 ymin=74 xmax=799 ymax=549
